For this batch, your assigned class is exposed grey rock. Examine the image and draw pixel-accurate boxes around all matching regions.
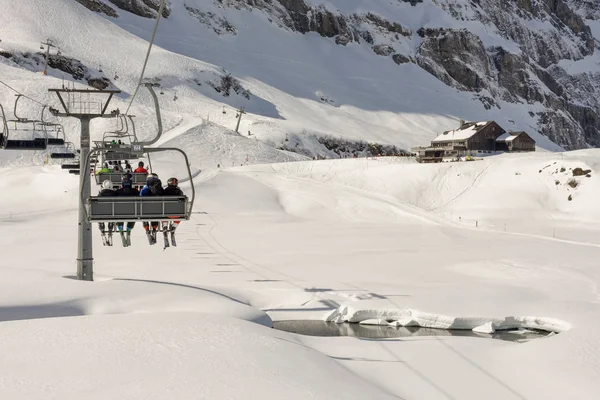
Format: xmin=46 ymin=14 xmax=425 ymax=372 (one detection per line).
xmin=207 ymin=73 xmax=251 ymax=99
xmin=417 ymin=28 xmax=493 ymax=93
xmin=335 ymin=35 xmax=350 ymax=46
xmin=106 ymin=0 xmax=170 ymax=19
xmin=392 ymin=53 xmax=411 ymax=64
xmin=185 ymin=4 xmax=236 ymax=35
xmin=74 ymin=0 xmax=119 ymax=17
xmin=364 ymin=13 xmax=411 ymax=37
xmin=372 ymin=44 xmax=394 ymax=56
xmin=87 ymin=77 xmax=111 ymax=90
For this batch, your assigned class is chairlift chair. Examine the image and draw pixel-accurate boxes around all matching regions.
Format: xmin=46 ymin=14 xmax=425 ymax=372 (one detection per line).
xmin=83 ymin=147 xmax=195 ymax=222
xmin=51 ymin=141 xmax=77 ymax=159
xmin=0 ymin=103 xmax=48 ymax=150
xmin=61 ymin=163 xmax=80 ymax=170
xmin=34 ymin=106 xmax=66 ymax=146
xmin=82 ymin=84 xmax=195 ymax=227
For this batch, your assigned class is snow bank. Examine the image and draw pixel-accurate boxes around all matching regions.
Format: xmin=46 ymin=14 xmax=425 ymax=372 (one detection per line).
xmin=325 ymin=305 xmax=571 ymax=333
xmin=0 ymin=313 xmax=397 ymax=399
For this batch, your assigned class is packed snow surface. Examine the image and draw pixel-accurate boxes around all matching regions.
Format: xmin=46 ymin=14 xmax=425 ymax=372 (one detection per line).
xmin=1 ymin=147 xmax=600 ymax=399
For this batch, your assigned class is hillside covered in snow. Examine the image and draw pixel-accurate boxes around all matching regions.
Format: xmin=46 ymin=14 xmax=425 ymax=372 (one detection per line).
xmin=0 ymin=0 xmax=599 ymax=154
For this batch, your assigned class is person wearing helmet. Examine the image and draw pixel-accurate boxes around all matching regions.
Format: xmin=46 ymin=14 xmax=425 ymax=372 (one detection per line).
xmin=97 ymin=180 xmax=117 ymax=244
xmin=134 ymin=161 xmax=148 ymax=174
xmin=140 ymin=173 xmax=162 ymax=244
xmin=163 ymin=177 xmax=183 ymax=196
xmin=117 ymin=173 xmax=139 ymax=196
xmin=115 ymin=173 xmax=139 ymax=246
xmin=100 ymin=179 xmax=116 ymax=195
xmin=161 ymin=177 xmax=185 ymax=245
xmin=140 ymin=173 xmax=163 ymax=196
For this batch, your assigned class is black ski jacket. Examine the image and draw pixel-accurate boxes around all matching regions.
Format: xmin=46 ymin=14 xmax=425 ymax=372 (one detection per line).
xmin=149 ymin=180 xmax=164 ymax=196
xmin=99 ymin=189 xmax=117 ymax=197
xmin=117 ymin=186 xmax=139 ymax=197
xmin=163 ymin=186 xmax=184 ymax=196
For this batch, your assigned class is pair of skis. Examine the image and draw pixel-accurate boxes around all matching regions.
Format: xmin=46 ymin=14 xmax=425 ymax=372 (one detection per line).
xmin=100 ymin=230 xmax=113 ymax=247
xmin=119 ymin=230 xmax=132 ymax=247
xmin=101 ymin=229 xmax=132 ymax=247
xmin=145 ymin=225 xmax=177 ymax=248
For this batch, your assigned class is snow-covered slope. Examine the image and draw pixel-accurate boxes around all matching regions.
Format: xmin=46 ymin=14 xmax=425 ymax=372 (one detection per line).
xmin=1 ymin=149 xmax=600 ymax=399
xmin=4 ymin=0 xmax=599 ymax=160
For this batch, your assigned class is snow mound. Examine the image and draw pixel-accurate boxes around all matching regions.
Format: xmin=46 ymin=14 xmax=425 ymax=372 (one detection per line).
xmin=0 ymin=313 xmax=397 ymax=399
xmin=326 ymin=305 xmax=570 ymax=333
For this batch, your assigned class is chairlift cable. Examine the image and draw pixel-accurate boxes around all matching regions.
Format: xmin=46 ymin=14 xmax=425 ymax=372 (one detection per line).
xmin=125 ymin=0 xmax=166 ymax=115
xmin=0 ymin=78 xmax=48 ymax=107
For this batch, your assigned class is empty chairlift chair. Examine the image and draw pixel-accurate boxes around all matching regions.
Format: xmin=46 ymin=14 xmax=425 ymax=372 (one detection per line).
xmin=0 ymin=105 xmax=48 ymax=150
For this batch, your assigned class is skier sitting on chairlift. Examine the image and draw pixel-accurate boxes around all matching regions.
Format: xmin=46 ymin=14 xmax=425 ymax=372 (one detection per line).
xmin=161 ymin=177 xmax=184 ymax=248
xmin=140 ymin=173 xmax=163 ymax=245
xmin=115 ymin=173 xmax=139 ymax=247
xmin=98 ymin=180 xmax=117 ymax=246
xmin=134 ymin=161 xmax=148 ymax=174
xmin=96 ymin=162 xmax=111 ymax=175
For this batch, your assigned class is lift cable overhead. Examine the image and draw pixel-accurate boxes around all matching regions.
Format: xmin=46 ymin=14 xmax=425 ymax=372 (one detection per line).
xmin=125 ymin=0 xmax=166 ymax=115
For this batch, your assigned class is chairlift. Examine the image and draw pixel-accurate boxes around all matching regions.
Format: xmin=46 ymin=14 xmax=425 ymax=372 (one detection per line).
xmin=57 ymin=50 xmax=61 ymax=56
xmin=34 ymin=106 xmax=66 ymax=146
xmin=94 ymin=171 xmax=148 ymax=189
xmin=52 ymin=141 xmax=77 ymax=160
xmin=0 ymin=103 xmax=48 ymax=150
xmin=40 ymin=44 xmax=44 ymax=50
xmin=61 ymin=163 xmax=80 ymax=170
xmin=85 ymin=147 xmax=194 ymax=222
xmin=82 ymin=83 xmax=195 ymax=225
xmin=51 ymin=152 xmax=76 ymax=159
xmin=98 ymin=64 xmax=103 ymax=73
xmin=222 ymin=106 xmax=226 ymax=114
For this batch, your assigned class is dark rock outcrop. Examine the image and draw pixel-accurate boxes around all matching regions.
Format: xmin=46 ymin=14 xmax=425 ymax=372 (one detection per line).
xmin=75 ymin=0 xmax=119 ymax=17
xmin=106 ymin=0 xmax=170 ymax=19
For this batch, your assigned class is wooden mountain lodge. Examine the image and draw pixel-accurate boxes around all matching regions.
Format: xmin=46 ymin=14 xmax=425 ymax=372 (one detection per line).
xmin=413 ymin=120 xmax=535 ymax=163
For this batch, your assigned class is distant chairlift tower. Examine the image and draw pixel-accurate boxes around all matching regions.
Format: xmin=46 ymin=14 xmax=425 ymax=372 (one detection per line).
xmin=48 ymin=88 xmax=121 ymax=281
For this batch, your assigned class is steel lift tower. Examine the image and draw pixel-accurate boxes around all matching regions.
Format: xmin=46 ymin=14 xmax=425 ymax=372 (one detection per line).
xmin=48 ymin=88 xmax=121 ymax=281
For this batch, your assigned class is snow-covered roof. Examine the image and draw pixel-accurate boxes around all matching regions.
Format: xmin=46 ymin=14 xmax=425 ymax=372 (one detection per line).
xmin=432 ymin=122 xmax=489 ymax=142
xmin=496 ymin=132 xmax=519 ymax=142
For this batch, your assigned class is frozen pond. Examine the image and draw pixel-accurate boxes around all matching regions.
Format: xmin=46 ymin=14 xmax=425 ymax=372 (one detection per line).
xmin=273 ymin=320 xmax=551 ymax=342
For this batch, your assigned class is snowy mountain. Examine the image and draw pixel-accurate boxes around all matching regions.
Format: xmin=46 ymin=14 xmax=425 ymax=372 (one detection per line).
xmin=0 ymin=0 xmax=599 ymax=155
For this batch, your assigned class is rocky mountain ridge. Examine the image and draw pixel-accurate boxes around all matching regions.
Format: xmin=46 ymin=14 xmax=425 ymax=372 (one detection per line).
xmin=76 ymin=0 xmax=600 ymax=149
